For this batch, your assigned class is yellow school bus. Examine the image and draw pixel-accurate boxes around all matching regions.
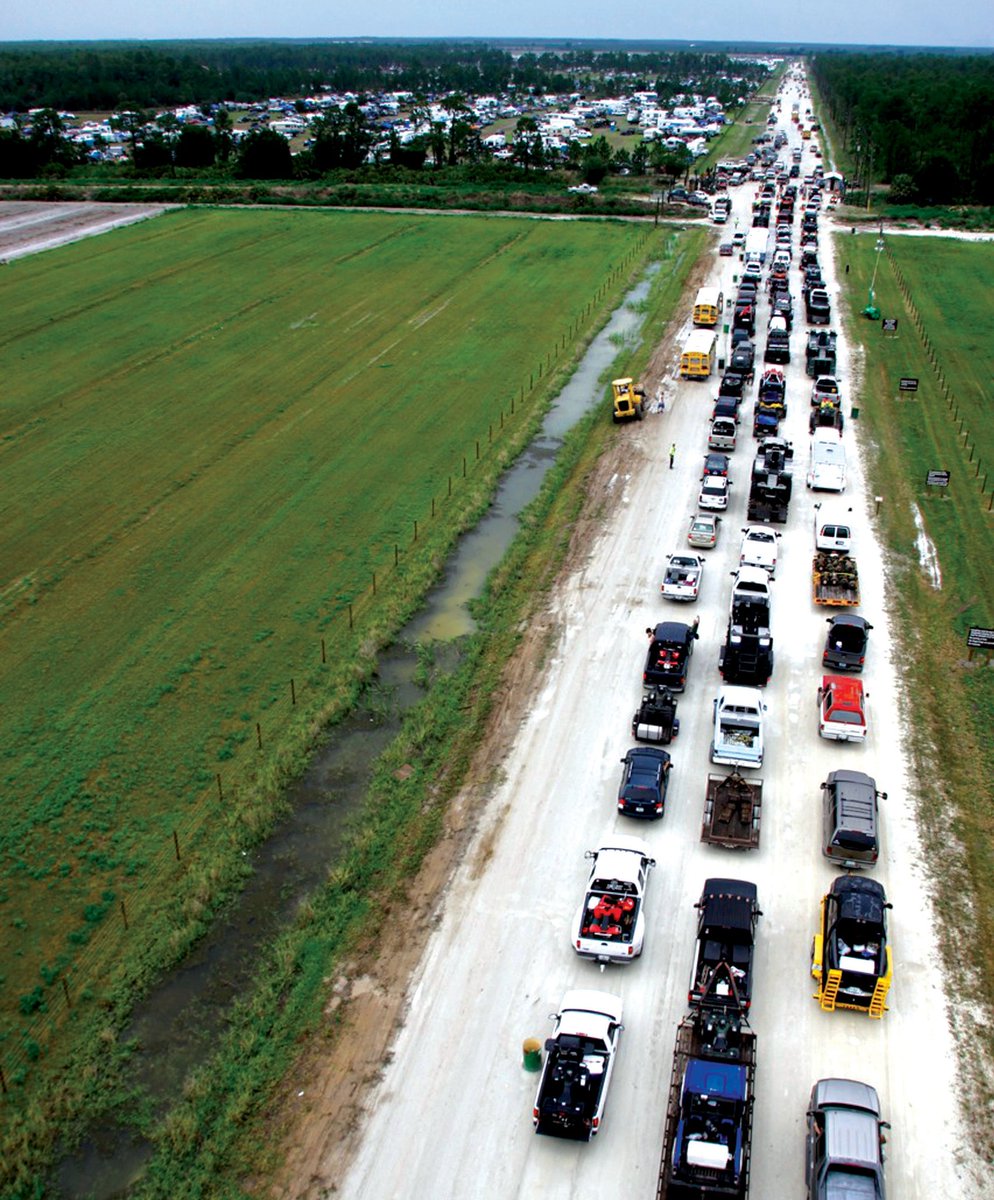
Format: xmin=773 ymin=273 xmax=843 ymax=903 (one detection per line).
xmin=680 ymin=330 xmax=717 ymax=379
xmin=692 ymin=286 xmax=724 ymax=327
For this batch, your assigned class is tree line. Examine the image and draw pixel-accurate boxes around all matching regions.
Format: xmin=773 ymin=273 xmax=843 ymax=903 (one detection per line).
xmin=810 ymin=52 xmax=994 ymax=204
xmin=0 ymin=40 xmax=767 ymax=112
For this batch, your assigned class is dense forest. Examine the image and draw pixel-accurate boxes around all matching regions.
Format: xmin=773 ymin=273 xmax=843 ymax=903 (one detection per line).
xmin=0 ymin=41 xmax=767 ymax=111
xmin=810 ymin=52 xmax=994 ymax=203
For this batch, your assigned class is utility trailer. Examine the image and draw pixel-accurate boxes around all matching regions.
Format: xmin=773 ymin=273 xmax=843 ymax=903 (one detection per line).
xmin=632 ymin=684 xmax=681 ymax=744
xmin=656 ymin=1004 xmax=757 ymax=1200
xmin=702 ymin=772 xmax=763 ymax=849
xmin=812 ymin=552 xmax=859 ymax=606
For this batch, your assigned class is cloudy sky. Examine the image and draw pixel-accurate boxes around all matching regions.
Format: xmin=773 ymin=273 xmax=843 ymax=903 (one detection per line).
xmin=5 ymin=0 xmax=989 ymax=49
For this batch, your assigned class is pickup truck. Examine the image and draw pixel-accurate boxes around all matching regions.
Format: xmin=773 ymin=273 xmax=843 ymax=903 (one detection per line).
xmin=811 ymin=876 xmax=892 ymax=1017
xmin=709 ymin=416 xmax=738 ymax=451
xmin=818 ymin=675 xmax=868 ymax=742
xmin=656 ymin=1008 xmax=756 ymax=1199
xmin=532 ymin=990 xmax=624 ymax=1140
xmin=823 ymin=614 xmax=872 ymax=672
xmin=688 ymin=879 xmax=762 ymax=1011
xmin=812 ymin=551 xmax=859 ymax=606
xmin=806 ymin=1078 xmax=889 ymax=1199
xmin=711 ymin=686 xmax=766 ymax=769
xmin=702 ymin=771 xmax=763 ymax=849
xmin=806 ymin=288 xmax=832 ymax=325
xmin=644 ymin=620 xmax=699 ymax=692
xmin=662 ymin=554 xmax=705 ymax=601
xmin=572 ymin=836 xmax=655 ymax=964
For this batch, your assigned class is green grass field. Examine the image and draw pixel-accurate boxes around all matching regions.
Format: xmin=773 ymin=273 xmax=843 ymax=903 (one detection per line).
xmin=841 ymin=232 xmax=994 ymax=1137
xmin=0 ymin=208 xmax=656 ymax=1085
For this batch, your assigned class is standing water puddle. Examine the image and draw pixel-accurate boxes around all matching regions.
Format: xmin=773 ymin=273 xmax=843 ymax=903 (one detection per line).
xmin=53 ymin=263 xmax=660 ymax=1197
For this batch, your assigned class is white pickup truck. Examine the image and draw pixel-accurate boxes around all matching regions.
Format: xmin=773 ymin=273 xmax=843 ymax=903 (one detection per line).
xmin=533 ymin=990 xmax=624 ymax=1141
xmin=661 ymin=553 xmax=705 ymax=601
xmin=572 ymin=836 xmax=655 ymax=964
xmin=711 ymin=686 xmax=767 ymax=769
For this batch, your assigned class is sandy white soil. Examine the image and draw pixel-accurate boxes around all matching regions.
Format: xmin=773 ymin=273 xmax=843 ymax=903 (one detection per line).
xmin=323 ymin=84 xmax=981 ymax=1200
xmin=0 ymin=201 xmax=169 ymax=260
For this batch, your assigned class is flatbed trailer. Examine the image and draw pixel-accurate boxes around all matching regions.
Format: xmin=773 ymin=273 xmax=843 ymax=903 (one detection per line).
xmin=656 ymin=1009 xmax=757 ymax=1200
xmin=702 ymin=772 xmax=762 ymax=849
xmin=812 ymin=552 xmax=859 ymax=606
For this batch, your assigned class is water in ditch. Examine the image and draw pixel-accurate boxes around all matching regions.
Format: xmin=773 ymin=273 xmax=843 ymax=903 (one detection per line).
xmin=53 ymin=262 xmax=660 ymax=1198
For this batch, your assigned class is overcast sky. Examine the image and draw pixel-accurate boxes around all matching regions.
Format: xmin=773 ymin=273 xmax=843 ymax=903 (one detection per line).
xmin=5 ymin=0 xmax=990 ymax=50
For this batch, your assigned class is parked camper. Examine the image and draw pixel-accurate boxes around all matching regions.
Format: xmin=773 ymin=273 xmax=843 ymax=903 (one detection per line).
xmin=693 ymin=286 xmax=725 ymax=328
xmin=680 ymin=330 xmax=717 ymax=380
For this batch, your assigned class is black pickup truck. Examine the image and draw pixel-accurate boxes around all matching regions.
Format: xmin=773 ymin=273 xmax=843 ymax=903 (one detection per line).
xmin=644 ymin=621 xmax=699 ymax=693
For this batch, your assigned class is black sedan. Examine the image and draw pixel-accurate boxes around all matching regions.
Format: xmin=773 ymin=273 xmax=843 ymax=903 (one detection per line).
xmin=703 ymin=452 xmax=730 ymax=477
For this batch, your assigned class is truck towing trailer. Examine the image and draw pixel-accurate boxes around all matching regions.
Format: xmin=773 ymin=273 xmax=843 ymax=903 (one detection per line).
xmin=656 ymin=1002 xmax=757 ymax=1199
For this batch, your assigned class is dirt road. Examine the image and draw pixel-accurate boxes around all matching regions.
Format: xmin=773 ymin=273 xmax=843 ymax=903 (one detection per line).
xmin=296 ymin=80 xmax=981 ymax=1200
xmin=0 ymin=200 xmax=169 ymax=260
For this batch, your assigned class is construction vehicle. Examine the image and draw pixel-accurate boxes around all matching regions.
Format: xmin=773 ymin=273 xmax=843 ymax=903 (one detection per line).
xmin=811 ymin=876 xmax=892 ymax=1018
xmin=701 ymin=772 xmax=763 ymax=849
xmin=812 ymin=552 xmax=859 ymax=606
xmin=747 ymin=437 xmax=793 ymax=523
xmin=612 ymin=377 xmax=646 ymax=423
xmin=656 ymin=992 xmax=757 ymax=1198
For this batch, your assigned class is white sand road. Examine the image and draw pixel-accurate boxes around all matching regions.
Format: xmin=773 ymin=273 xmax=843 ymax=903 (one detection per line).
xmin=332 ymin=89 xmax=983 ymax=1200
xmin=0 ymin=200 xmax=170 ymax=260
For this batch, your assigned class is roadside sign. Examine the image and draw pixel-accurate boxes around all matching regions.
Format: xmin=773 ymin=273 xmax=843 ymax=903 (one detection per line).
xmin=967 ymin=627 xmax=994 ymax=650
xmin=926 ymin=470 xmax=950 ymax=487
xmin=899 ymin=377 xmax=919 ymax=392
xmin=882 ymin=318 xmax=898 ymax=333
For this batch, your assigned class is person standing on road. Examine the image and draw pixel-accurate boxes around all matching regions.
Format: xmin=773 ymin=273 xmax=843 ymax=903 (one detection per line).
xmin=669 ymin=442 xmax=676 ymax=469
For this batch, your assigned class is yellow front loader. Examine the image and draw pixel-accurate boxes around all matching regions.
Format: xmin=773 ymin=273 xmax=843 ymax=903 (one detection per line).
xmin=611 ymin=377 xmax=646 ymax=423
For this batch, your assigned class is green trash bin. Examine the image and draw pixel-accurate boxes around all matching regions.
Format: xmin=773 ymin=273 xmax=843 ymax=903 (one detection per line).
xmin=851 ymin=406 xmax=860 ymax=420
xmin=523 ymin=1037 xmax=543 ymax=1072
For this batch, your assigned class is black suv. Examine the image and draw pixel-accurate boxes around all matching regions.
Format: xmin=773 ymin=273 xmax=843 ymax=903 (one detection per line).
xmin=617 ymin=747 xmax=671 ymax=818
